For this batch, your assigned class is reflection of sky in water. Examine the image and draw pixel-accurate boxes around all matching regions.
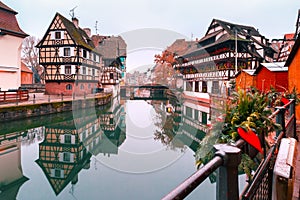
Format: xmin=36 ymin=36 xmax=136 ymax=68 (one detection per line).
xmin=15 ymin=100 xmax=219 ymax=199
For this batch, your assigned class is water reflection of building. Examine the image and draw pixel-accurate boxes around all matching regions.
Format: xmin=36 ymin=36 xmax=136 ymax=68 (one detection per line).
xmin=175 ymin=99 xmax=210 ymax=152
xmin=0 ymin=132 xmax=28 ymax=200
xmin=96 ymin=98 xmax=126 ymax=156
xmin=35 ymin=99 xmax=125 ymax=195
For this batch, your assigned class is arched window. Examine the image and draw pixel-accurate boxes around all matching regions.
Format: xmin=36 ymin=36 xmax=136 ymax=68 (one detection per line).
xmin=66 ymin=84 xmax=72 ymax=90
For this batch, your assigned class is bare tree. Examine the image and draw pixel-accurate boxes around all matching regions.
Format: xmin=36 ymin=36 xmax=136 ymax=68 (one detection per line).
xmin=22 ymin=36 xmax=42 ymax=83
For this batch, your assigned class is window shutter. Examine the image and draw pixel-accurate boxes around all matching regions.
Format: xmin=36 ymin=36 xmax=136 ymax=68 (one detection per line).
xmin=71 ymin=65 xmax=75 ymax=74
xmin=60 ymin=65 xmax=65 ymax=74
xmin=70 ymin=47 xmax=74 ymax=56
xmin=71 ymin=135 xmax=76 ymax=144
xmin=60 ymin=135 xmax=65 ymax=143
xmin=51 ymin=32 xmax=56 ymax=39
xmin=70 ymin=153 xmax=74 ymax=163
xmin=60 ymin=31 xmax=64 ymax=39
xmin=59 ymin=48 xmax=63 ymax=57
xmin=50 ymin=169 xmax=55 ymax=177
xmin=58 ymin=153 xmax=64 ymax=162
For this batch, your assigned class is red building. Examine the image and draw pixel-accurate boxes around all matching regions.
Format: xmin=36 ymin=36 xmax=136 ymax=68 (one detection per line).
xmin=255 ymin=62 xmax=288 ymax=92
xmin=21 ymin=62 xmax=33 ymax=84
xmin=286 ymin=33 xmax=300 ymax=119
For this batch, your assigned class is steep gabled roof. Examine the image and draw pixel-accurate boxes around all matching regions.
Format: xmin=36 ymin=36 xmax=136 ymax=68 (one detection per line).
xmin=57 ymin=13 xmax=96 ymax=51
xmin=285 ymin=32 xmax=300 ymax=66
xmin=206 ymin=19 xmax=261 ymax=37
xmin=95 ymin=35 xmax=127 ymax=59
xmin=37 ymin=13 xmax=97 ymax=52
xmin=0 ymin=1 xmax=28 ymax=38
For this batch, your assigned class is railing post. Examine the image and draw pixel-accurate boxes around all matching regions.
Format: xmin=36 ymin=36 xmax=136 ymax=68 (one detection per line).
xmin=214 ymin=144 xmax=241 ymax=200
xmin=275 ymin=106 xmax=286 ymax=137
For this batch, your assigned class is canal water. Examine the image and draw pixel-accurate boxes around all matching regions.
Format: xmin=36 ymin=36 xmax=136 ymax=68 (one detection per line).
xmin=0 ymin=96 xmax=244 ymax=200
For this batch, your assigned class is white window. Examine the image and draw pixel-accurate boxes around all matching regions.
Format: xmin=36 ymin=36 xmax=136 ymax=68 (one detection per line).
xmin=59 ymin=47 xmax=74 ymax=57
xmin=82 ymin=49 xmax=89 ymax=58
xmin=51 ymin=31 xmax=64 ymax=40
xmin=50 ymin=168 xmax=64 ymax=178
xmin=59 ymin=152 xmax=74 ymax=163
xmin=82 ymin=67 xmax=86 ymax=75
xmin=60 ymin=134 xmax=75 ymax=144
xmin=64 ymin=48 xmax=71 ymax=57
xmin=65 ymin=65 xmax=71 ymax=74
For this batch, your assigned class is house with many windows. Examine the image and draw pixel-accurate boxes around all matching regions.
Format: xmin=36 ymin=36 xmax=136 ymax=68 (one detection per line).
xmin=92 ymin=35 xmax=127 ymax=94
xmin=0 ymin=1 xmax=28 ymax=91
xmin=174 ymin=19 xmax=276 ymax=118
xmin=37 ymin=13 xmax=102 ymax=95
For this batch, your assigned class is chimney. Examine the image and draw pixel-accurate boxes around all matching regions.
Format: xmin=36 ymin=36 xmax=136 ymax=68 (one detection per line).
xmin=83 ymin=28 xmax=91 ymax=37
xmin=72 ymin=17 xmax=79 ymax=28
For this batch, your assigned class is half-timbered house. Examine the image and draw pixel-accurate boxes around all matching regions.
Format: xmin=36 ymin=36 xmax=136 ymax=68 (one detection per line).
xmin=174 ymin=19 xmax=276 ymax=104
xmin=0 ymin=1 xmax=28 ymax=91
xmin=92 ymin=35 xmax=126 ymax=93
xmin=35 ymin=112 xmax=101 ymax=195
xmin=37 ymin=13 xmax=102 ymax=95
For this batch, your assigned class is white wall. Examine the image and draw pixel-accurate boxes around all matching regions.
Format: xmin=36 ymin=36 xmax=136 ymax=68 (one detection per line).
xmin=0 ymin=35 xmax=24 ymax=90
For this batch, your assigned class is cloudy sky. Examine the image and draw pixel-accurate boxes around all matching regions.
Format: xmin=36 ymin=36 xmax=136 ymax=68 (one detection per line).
xmin=4 ymin=0 xmax=300 ymax=70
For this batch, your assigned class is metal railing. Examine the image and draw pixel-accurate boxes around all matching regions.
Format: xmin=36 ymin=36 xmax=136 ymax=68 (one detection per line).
xmin=162 ymin=99 xmax=296 ymax=200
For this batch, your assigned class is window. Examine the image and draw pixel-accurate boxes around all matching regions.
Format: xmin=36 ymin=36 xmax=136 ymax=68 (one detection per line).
xmin=82 ymin=67 xmax=86 ymax=75
xmin=110 ymin=73 xmax=114 ymax=79
xmin=51 ymin=168 xmax=64 ymax=178
xmin=212 ymin=81 xmax=219 ymax=94
xmin=186 ymin=106 xmax=193 ymax=118
xmin=83 ymin=49 xmax=87 ymax=58
xmin=63 ymin=152 xmax=71 ymax=162
xmin=186 ymin=81 xmax=193 ymax=91
xmin=64 ymin=48 xmax=71 ymax=57
xmin=93 ymin=53 xmax=97 ymax=61
xmin=92 ymin=69 xmax=95 ymax=76
xmin=194 ymin=110 xmax=199 ymax=120
xmin=202 ymin=112 xmax=208 ymax=125
xmin=80 ymin=84 xmax=84 ymax=90
xmin=202 ymin=81 xmax=207 ymax=93
xmin=55 ymin=31 xmax=61 ymax=39
xmin=66 ymin=84 xmax=72 ymax=90
xmin=195 ymin=81 xmax=199 ymax=92
xmin=65 ymin=65 xmax=71 ymax=74
xmin=88 ymin=84 xmax=91 ymax=89
xmin=64 ymin=134 xmax=71 ymax=144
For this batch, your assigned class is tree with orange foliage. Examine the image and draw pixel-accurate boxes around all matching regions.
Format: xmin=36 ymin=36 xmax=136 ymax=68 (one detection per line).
xmin=153 ymin=50 xmax=178 ymax=87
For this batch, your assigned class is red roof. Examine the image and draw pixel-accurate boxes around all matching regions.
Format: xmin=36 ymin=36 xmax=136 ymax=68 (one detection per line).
xmin=0 ymin=1 xmax=28 ymax=38
xmin=21 ymin=62 xmax=33 ymax=73
xmin=284 ymin=33 xmax=294 ymax=40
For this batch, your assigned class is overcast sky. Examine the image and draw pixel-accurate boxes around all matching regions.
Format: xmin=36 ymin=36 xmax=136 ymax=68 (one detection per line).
xmin=4 ymin=0 xmax=300 ymax=70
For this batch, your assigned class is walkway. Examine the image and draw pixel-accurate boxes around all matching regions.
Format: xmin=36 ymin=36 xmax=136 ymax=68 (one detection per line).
xmin=0 ymin=92 xmax=107 ymax=108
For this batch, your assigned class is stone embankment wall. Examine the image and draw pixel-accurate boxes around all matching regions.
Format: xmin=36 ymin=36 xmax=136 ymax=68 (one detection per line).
xmin=0 ymin=94 xmax=112 ymax=121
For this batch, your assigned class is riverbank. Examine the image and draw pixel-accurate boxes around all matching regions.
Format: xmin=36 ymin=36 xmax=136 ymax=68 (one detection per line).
xmin=0 ymin=92 xmax=112 ymax=122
